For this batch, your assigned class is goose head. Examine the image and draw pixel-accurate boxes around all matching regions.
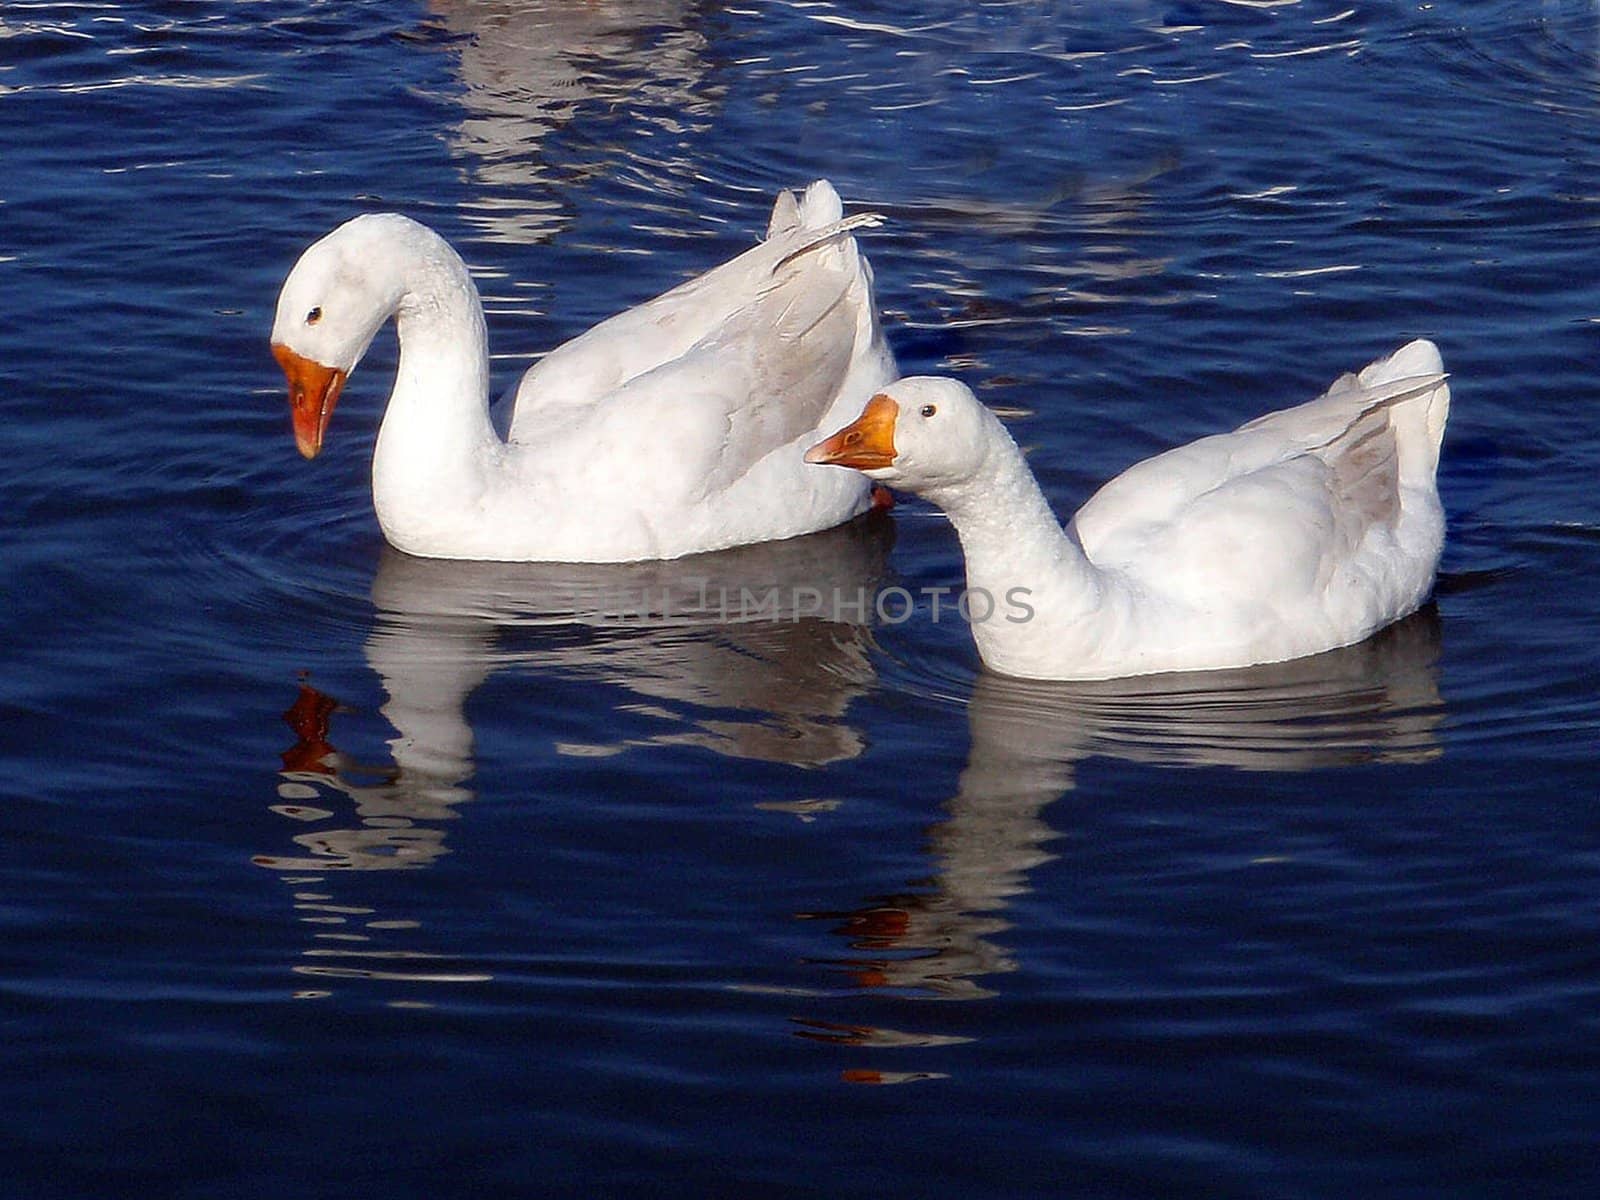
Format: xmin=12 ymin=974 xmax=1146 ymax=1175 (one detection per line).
xmin=805 ymin=376 xmax=999 ymax=493
xmin=270 ymin=214 xmax=414 ymax=458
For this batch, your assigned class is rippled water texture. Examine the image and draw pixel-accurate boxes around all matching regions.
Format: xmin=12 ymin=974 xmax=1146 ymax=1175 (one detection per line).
xmin=2 ymin=3 xmax=1599 ymax=1197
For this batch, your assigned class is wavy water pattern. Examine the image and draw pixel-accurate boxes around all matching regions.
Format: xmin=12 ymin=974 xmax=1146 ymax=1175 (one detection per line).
xmin=2 ymin=2 xmax=1600 ymax=1197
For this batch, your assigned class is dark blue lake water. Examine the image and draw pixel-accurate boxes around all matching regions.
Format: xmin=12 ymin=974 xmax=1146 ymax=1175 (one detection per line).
xmin=3 ymin=2 xmax=1599 ymax=1196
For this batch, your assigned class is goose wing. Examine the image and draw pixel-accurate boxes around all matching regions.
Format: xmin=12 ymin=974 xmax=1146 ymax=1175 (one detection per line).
xmin=1073 ymin=342 xmax=1448 ymax=581
xmin=503 ymin=182 xmax=886 ymax=444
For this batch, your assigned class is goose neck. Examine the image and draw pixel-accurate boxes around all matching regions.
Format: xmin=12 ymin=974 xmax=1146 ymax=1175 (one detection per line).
xmin=924 ymin=420 xmax=1100 ymax=616
xmin=366 ymin=231 xmax=507 ymax=554
xmin=374 ymin=238 xmax=501 ymax=482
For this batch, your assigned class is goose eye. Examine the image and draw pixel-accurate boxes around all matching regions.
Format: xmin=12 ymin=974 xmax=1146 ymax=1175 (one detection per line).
xmin=919 ymin=404 xmax=937 ymax=418
xmin=305 ymin=307 xmax=322 ymax=326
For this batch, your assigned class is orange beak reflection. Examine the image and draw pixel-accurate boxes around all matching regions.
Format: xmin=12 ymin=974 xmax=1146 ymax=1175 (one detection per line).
xmin=272 ymin=342 xmax=347 ymax=460
xmin=805 ymin=392 xmax=898 ymax=470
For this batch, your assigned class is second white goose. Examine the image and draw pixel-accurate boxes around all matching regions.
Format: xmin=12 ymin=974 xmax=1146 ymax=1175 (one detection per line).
xmin=807 ymin=340 xmax=1450 ymax=680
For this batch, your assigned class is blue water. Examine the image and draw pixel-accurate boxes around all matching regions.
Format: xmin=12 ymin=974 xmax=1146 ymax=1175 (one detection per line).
xmin=3 ymin=2 xmax=1599 ymax=1196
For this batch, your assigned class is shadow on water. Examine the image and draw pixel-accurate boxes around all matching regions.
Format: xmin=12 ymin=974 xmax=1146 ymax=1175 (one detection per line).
xmin=793 ymin=609 xmax=1443 ymax=1081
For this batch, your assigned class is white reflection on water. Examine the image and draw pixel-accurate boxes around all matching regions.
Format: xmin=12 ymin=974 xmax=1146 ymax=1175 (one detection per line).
xmin=428 ymin=0 xmax=712 ymax=243
xmin=258 ymin=520 xmax=1442 ymax=1003
xmin=796 ymin=610 xmax=1443 ymax=1076
xmin=264 ymin=514 xmax=895 ymax=860
xmin=256 ymin=516 xmax=895 ymax=990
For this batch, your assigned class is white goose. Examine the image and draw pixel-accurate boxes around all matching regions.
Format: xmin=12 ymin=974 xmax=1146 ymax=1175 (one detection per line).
xmin=807 ymin=340 xmax=1450 ymax=680
xmin=270 ymin=181 xmax=896 ymax=562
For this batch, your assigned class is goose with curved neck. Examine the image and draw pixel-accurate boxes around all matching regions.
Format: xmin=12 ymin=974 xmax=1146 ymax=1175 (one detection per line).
xmin=270 ymin=181 xmax=896 ymax=562
xmin=807 ymin=340 xmax=1450 ymax=680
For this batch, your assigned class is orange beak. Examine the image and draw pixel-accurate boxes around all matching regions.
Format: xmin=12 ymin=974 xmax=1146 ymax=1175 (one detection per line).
xmin=272 ymin=342 xmax=347 ymax=460
xmin=805 ymin=392 xmax=898 ymax=470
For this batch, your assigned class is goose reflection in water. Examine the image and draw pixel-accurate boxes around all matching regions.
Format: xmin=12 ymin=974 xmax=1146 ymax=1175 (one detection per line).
xmin=261 ymin=515 xmax=893 ymax=991
xmin=425 ymin=0 xmax=711 ymax=243
xmin=266 ymin=512 xmax=894 ymax=866
xmin=798 ymin=609 xmax=1444 ymax=1080
xmin=258 ymin=515 xmax=895 ymax=994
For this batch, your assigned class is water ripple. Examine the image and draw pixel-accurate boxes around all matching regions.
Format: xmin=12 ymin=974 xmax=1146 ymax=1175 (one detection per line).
xmin=1413 ymin=2 xmax=1600 ymax=120
xmin=5 ymin=1 xmax=1600 ymax=1191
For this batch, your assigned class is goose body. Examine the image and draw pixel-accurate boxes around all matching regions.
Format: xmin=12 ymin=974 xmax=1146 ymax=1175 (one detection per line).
xmin=808 ymin=340 xmax=1450 ymax=680
xmin=270 ymin=181 xmax=896 ymax=562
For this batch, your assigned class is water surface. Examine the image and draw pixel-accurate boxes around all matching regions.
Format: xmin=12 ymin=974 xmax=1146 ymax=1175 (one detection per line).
xmin=2 ymin=2 xmax=1598 ymax=1196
